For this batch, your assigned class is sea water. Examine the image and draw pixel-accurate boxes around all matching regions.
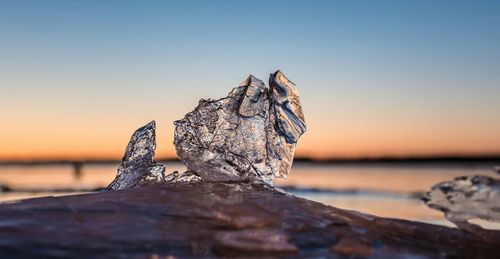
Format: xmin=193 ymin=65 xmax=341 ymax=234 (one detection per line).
xmin=0 ymin=161 xmax=498 ymax=229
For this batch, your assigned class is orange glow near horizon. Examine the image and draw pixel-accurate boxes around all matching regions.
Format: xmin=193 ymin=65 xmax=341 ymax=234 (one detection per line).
xmin=1 ymin=111 xmax=499 ymax=160
xmin=1 ymin=81 xmax=499 ymax=161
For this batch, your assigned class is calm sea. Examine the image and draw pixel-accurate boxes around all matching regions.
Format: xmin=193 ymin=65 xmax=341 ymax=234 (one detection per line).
xmin=1 ymin=161 xmax=499 ymax=229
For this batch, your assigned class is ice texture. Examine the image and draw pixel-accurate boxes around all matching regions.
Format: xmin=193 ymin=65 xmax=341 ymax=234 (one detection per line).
xmin=422 ymin=175 xmax=500 ymax=232
xmin=107 ymin=121 xmax=166 ymax=190
xmin=174 ymin=70 xmax=306 ymax=184
xmin=269 ymin=71 xmax=306 ymax=144
xmin=165 ymin=171 xmax=202 ymax=183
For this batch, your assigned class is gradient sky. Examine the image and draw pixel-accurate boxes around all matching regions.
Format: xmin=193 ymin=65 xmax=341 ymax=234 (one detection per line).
xmin=1 ymin=0 xmax=499 ymax=160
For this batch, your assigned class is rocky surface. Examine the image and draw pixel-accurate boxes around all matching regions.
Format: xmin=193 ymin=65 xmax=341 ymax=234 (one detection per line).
xmin=107 ymin=121 xmax=166 ymax=190
xmin=174 ymin=71 xmax=305 ymax=184
xmin=1 ymin=182 xmax=499 ymax=258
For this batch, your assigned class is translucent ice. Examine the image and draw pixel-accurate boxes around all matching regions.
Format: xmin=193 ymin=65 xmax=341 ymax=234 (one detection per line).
xmin=164 ymin=171 xmax=202 ymax=183
xmin=174 ymin=70 xmax=306 ymax=184
xmin=422 ymin=175 xmax=500 ymax=232
xmin=269 ymin=70 xmax=306 ymax=144
xmin=107 ymin=121 xmax=166 ymax=190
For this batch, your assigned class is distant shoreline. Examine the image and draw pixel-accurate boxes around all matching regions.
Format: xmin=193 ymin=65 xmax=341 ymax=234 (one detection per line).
xmin=0 ymin=155 xmax=499 ymax=166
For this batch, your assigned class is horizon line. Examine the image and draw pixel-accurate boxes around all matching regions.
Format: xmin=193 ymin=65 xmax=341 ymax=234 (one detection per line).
xmin=1 ymin=154 xmax=500 ymax=166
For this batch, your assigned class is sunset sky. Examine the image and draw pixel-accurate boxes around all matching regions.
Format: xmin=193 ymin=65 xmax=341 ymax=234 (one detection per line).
xmin=1 ymin=1 xmax=499 ymax=160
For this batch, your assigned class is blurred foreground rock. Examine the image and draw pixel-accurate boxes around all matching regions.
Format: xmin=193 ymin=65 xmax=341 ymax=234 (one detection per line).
xmin=0 ymin=182 xmax=499 ymax=258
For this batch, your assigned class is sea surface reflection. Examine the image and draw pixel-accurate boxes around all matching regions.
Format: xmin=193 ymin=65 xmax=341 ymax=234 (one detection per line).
xmin=0 ymin=161 xmax=499 ymax=229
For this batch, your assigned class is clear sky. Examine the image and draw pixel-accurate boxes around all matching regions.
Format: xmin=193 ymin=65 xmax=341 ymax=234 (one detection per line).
xmin=1 ymin=0 xmax=499 ymax=160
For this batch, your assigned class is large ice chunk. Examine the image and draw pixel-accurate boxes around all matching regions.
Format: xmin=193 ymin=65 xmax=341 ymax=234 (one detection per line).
xmin=174 ymin=70 xmax=306 ymax=184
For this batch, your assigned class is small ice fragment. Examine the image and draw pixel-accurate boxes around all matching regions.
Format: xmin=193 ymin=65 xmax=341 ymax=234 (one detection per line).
xmin=107 ymin=121 xmax=166 ymax=190
xmin=143 ymin=165 xmax=166 ymax=183
xmin=165 ymin=171 xmax=202 ymax=183
xmin=422 ymin=175 xmax=500 ymax=232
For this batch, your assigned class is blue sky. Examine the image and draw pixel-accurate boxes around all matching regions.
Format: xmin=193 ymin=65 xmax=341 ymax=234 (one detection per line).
xmin=1 ymin=0 xmax=499 ymax=159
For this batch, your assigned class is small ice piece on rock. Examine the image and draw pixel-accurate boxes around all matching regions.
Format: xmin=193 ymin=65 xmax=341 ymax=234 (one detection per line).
xmin=165 ymin=171 xmax=202 ymax=183
xmin=107 ymin=121 xmax=166 ymax=190
xmin=422 ymin=175 xmax=500 ymax=232
xmin=174 ymin=70 xmax=306 ymax=184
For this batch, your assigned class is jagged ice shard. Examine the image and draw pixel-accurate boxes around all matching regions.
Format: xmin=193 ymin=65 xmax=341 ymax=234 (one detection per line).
xmin=174 ymin=70 xmax=306 ymax=184
xmin=422 ymin=175 xmax=500 ymax=232
xmin=107 ymin=121 xmax=166 ymax=190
